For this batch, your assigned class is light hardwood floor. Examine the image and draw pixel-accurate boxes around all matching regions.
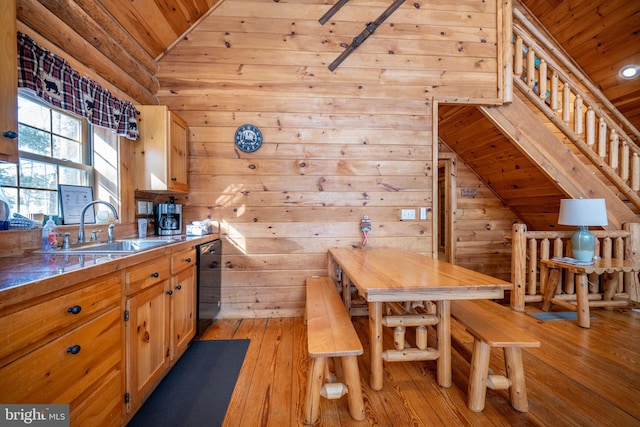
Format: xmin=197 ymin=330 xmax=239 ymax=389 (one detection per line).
xmin=200 ymin=304 xmax=640 ymax=426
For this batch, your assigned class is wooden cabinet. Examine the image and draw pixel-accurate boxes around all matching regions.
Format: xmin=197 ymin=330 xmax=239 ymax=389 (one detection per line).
xmin=0 ymin=238 xmax=207 ymax=426
xmin=170 ymin=248 xmax=196 ymax=361
xmin=125 ymin=276 xmax=171 ymax=412
xmin=125 ymin=248 xmax=197 ymax=415
xmin=133 ymin=105 xmax=188 ymax=193
xmin=0 ymin=273 xmax=123 ymax=427
xmin=0 ymin=0 xmax=19 ymax=163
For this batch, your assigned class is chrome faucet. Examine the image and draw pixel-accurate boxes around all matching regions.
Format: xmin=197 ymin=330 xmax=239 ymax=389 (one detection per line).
xmin=78 ymin=200 xmax=119 ymax=243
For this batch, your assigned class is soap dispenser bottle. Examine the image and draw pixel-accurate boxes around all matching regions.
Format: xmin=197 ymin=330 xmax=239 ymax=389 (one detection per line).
xmin=42 ymin=217 xmax=58 ymax=251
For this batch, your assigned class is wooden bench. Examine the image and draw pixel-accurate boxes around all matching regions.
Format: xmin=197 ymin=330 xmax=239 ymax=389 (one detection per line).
xmin=304 ymin=276 xmax=365 ymax=425
xmin=450 ymin=299 xmax=540 ymax=413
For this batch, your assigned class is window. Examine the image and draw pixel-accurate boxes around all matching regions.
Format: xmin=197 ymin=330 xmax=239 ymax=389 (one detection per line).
xmin=0 ymin=91 xmax=120 ymax=220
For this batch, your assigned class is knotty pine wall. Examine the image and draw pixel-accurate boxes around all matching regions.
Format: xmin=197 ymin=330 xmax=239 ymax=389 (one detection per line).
xmin=440 ymin=144 xmax=519 ymax=282
xmin=157 ymin=0 xmax=510 ymax=317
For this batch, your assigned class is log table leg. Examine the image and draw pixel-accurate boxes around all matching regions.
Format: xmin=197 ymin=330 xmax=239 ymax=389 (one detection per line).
xmin=575 ymin=273 xmax=591 ymax=328
xmin=369 ymin=301 xmax=383 ymax=391
xmin=436 ymin=300 xmax=451 ymax=388
xmin=342 ymin=275 xmax=352 ymax=314
xmin=603 ymin=272 xmax=619 ymax=309
xmin=541 ymin=268 xmax=561 ymax=311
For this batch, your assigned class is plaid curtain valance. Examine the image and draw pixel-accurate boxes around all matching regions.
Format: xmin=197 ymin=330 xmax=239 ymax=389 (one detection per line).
xmin=17 ymin=32 xmax=139 ymax=140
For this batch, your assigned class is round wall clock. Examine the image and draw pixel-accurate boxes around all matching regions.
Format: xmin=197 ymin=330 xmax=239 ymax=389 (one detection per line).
xmin=234 ymin=124 xmax=263 ymax=153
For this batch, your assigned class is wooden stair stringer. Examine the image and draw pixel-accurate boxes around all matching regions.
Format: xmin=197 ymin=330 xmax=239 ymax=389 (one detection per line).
xmin=478 ymin=93 xmax=638 ymax=230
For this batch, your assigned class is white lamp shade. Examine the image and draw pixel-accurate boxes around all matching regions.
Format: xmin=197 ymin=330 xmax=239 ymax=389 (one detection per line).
xmin=558 ymin=198 xmax=608 ymax=226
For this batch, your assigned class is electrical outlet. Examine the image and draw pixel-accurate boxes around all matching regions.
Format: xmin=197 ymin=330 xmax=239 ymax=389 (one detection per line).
xmin=137 ymin=201 xmax=147 ymax=214
xmin=420 ymin=207 xmax=427 ymax=220
xmin=401 ymin=209 xmax=416 ymax=220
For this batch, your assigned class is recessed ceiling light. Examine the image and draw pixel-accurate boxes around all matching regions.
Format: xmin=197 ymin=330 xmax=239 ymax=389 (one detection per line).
xmin=619 ymin=64 xmax=640 ymax=79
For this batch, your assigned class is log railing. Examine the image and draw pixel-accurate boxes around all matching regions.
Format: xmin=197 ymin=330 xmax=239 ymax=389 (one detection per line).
xmin=512 ymin=6 xmax=640 ymax=211
xmin=510 ymin=223 xmax=640 ymax=311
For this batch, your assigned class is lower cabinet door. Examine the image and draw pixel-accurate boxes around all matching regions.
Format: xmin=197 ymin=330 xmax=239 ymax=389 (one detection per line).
xmin=171 ymin=266 xmax=196 ymax=362
xmin=125 ymin=279 xmax=171 ymax=413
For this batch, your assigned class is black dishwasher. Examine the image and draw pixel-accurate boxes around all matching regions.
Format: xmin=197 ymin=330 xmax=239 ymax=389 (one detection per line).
xmin=196 ymin=239 xmax=221 ymax=335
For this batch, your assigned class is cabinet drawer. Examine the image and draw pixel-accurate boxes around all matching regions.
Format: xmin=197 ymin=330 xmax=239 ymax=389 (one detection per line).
xmin=126 ymin=257 xmax=171 ymax=296
xmin=72 ymin=367 xmax=122 ymax=427
xmin=171 ymin=248 xmax=196 ymax=275
xmin=0 ymin=307 xmax=121 ymax=405
xmin=0 ymin=275 xmax=120 ymax=365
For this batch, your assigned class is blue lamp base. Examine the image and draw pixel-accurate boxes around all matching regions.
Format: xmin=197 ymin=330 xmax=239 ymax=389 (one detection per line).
xmin=571 ymin=225 xmax=595 ymax=262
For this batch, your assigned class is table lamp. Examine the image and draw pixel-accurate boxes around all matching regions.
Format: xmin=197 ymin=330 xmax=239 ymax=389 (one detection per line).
xmin=558 ymin=198 xmax=608 ymax=262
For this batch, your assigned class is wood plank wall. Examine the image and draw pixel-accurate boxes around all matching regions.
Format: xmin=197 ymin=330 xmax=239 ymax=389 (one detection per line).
xmin=440 ymin=144 xmax=519 ymax=282
xmin=157 ymin=0 xmax=507 ymax=317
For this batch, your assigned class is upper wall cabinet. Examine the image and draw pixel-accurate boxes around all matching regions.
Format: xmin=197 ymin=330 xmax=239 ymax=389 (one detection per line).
xmin=0 ymin=0 xmax=19 ymax=164
xmin=133 ymin=105 xmax=189 ymax=193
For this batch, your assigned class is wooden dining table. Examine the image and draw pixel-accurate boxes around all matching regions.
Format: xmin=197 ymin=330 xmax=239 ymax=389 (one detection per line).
xmin=328 ymin=247 xmax=513 ymax=390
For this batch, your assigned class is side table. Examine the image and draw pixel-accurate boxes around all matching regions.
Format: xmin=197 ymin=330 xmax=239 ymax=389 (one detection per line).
xmin=540 ymin=258 xmax=639 ymax=328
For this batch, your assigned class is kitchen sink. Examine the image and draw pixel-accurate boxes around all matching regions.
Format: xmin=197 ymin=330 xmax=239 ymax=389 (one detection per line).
xmin=35 ymin=239 xmax=178 ymax=254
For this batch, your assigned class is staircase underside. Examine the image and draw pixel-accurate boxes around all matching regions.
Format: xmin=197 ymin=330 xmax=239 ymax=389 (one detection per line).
xmin=438 ymin=90 xmax=638 ymax=231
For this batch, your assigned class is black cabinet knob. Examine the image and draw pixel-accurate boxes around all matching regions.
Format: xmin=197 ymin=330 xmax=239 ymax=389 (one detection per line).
xmin=151 ymin=272 xmax=159 ymax=278
xmin=67 ymin=345 xmax=81 ymax=355
xmin=185 ymin=258 xmax=192 ymax=263
xmin=2 ymin=130 xmax=18 ymax=139
xmin=67 ymin=305 xmax=82 ymax=315
xmin=166 ymin=290 xmax=173 ymax=295
xmin=175 ymin=285 xmax=182 ymax=290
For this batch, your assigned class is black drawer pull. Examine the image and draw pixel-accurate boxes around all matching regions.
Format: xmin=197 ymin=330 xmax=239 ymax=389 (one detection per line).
xmin=67 ymin=305 xmax=82 ymax=315
xmin=185 ymin=258 xmax=192 ymax=263
xmin=67 ymin=345 xmax=81 ymax=355
xmin=166 ymin=290 xmax=173 ymax=295
xmin=151 ymin=272 xmax=159 ymax=278
xmin=175 ymin=285 xmax=182 ymax=290
xmin=2 ymin=130 xmax=18 ymax=139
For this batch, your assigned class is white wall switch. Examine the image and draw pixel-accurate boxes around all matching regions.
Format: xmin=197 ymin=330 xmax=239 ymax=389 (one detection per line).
xmin=401 ymin=209 xmax=416 ymax=220
xmin=420 ymin=207 xmax=427 ymax=220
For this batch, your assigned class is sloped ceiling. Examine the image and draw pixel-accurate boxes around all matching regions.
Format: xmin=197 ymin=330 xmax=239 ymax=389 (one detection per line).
xmin=88 ymin=0 xmax=640 ymax=135
xmin=520 ymin=0 xmax=640 ymax=136
xmin=96 ymin=0 xmax=218 ymax=60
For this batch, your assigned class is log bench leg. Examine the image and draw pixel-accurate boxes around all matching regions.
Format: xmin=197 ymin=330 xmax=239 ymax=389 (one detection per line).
xmin=468 ymin=341 xmax=530 ymax=413
xmin=303 ymin=356 xmax=326 ymax=425
xmin=468 ymin=338 xmax=491 ymax=412
xmin=341 ymin=355 xmax=365 ymax=421
xmin=504 ymin=347 xmax=528 ymax=412
xmin=303 ymin=355 xmax=365 ymax=424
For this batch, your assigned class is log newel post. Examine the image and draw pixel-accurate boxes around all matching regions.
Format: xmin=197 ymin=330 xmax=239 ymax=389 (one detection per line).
xmin=511 ymin=223 xmax=527 ymax=312
xmin=624 ymin=222 xmax=640 ymax=302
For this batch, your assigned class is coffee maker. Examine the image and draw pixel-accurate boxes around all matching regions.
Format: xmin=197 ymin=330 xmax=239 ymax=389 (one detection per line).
xmin=156 ymin=197 xmax=182 ymax=236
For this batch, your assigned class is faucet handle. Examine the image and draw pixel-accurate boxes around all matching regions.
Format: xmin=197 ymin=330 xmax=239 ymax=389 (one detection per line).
xmin=90 ymin=229 xmax=103 ymax=241
xmin=108 ymin=223 xmax=116 ymax=243
xmin=61 ymin=232 xmax=71 ymax=249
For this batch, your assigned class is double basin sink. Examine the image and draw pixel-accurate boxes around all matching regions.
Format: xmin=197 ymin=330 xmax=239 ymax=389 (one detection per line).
xmin=36 ymin=238 xmax=179 ymax=255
